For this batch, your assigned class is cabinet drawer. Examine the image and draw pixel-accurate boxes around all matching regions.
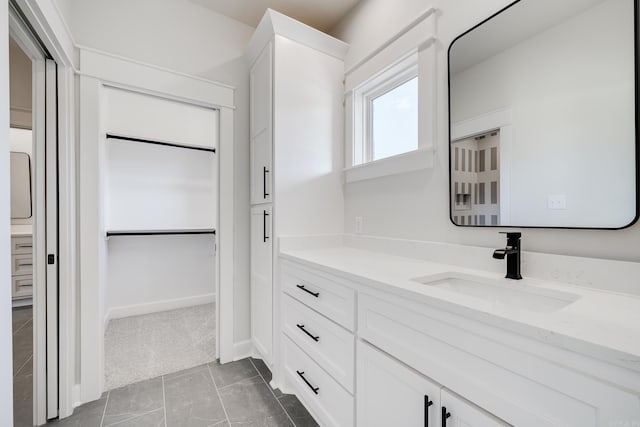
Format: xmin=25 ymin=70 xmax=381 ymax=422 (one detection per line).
xmin=282 ymin=293 xmax=355 ymax=392
xmin=283 ymin=335 xmax=353 ymax=427
xmin=12 ymin=275 xmax=33 ymax=299
xmin=281 ymin=260 xmax=355 ymax=331
xmin=12 ymin=254 xmax=33 ymax=276
xmin=358 ymin=292 xmax=640 ymax=427
xmin=11 ymin=236 xmax=33 ymax=255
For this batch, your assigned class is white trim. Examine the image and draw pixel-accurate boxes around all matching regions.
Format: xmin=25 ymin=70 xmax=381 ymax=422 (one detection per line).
xmin=218 ymin=107 xmax=235 ymax=364
xmin=104 ymin=293 xmax=216 ymax=326
xmin=232 ymin=340 xmax=255 ymax=361
xmin=344 ymin=10 xmax=437 ymax=92
xmin=344 ymin=148 xmax=434 ymax=183
xmin=246 ymin=8 xmax=349 ymax=67
xmin=78 ymin=49 xmax=235 ymax=110
xmin=450 ymin=108 xmax=512 ymax=141
xmin=77 ymin=45 xmax=236 ymax=91
xmin=345 ymin=7 xmax=438 ymax=76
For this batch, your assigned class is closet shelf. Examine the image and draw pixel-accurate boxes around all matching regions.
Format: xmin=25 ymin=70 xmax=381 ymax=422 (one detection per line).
xmin=106 ymin=134 xmax=216 ymax=153
xmin=106 ymin=228 xmax=216 ymax=238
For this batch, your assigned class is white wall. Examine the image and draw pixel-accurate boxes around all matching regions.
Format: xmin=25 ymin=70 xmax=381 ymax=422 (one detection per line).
xmin=9 ymin=37 xmax=31 ymax=128
xmin=332 ymin=0 xmax=640 ymax=264
xmin=0 ymin=0 xmax=15 ymax=423
xmin=451 ymin=0 xmax=635 ymax=227
xmin=54 ymin=0 xmax=255 ymax=343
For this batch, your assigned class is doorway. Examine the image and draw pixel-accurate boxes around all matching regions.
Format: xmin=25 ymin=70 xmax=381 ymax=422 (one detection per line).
xmin=8 ymin=3 xmax=59 ymax=425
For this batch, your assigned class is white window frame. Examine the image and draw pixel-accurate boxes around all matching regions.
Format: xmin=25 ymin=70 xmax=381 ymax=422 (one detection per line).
xmin=343 ymin=7 xmax=438 ymax=183
xmin=358 ymin=57 xmax=419 ymax=165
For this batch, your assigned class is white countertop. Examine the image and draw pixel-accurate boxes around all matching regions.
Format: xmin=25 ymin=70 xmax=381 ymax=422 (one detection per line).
xmin=280 ymin=245 xmax=640 ymax=373
xmin=11 ymin=224 xmax=33 ymax=237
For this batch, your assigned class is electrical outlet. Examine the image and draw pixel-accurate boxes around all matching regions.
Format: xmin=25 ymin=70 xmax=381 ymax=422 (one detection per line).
xmin=548 ymin=195 xmax=567 ymax=210
xmin=355 ymin=216 xmax=363 ymax=234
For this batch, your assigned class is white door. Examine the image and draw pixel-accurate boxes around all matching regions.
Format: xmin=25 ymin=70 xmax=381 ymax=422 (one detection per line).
xmin=249 ymin=42 xmax=273 ymax=205
xmin=357 ymin=341 xmax=441 ymax=427
xmin=441 ymin=389 xmax=510 ymax=427
xmin=44 ymin=58 xmax=59 ymax=420
xmin=250 ymin=205 xmax=272 ymax=364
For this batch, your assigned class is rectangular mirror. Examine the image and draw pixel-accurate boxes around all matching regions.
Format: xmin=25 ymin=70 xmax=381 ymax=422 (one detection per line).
xmin=448 ymin=0 xmax=638 ymax=228
xmin=10 ymin=151 xmax=32 ymax=219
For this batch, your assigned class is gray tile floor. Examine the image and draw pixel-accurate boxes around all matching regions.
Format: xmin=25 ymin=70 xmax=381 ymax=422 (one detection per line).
xmin=13 ymin=306 xmax=34 ymax=427
xmin=12 ymin=306 xmax=317 ymax=427
xmin=49 ymin=358 xmax=318 ymax=427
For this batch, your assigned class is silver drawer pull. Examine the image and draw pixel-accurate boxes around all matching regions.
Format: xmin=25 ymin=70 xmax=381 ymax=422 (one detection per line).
xmin=16 ymin=243 xmax=32 ymax=249
xmin=17 ymin=261 xmax=33 ymax=267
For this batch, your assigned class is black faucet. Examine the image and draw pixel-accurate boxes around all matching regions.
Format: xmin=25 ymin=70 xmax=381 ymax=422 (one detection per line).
xmin=493 ymin=232 xmax=522 ymax=280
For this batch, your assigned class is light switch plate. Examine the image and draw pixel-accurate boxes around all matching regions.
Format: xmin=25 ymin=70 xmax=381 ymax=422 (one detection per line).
xmin=548 ymin=194 xmax=567 ymax=210
xmin=355 ymin=216 xmax=363 ymax=234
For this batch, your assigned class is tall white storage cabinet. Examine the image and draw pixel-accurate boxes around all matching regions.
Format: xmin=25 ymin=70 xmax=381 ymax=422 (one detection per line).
xmin=246 ymin=10 xmax=348 ymax=368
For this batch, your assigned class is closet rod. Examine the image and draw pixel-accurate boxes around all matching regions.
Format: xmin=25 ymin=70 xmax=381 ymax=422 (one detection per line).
xmin=106 ymin=229 xmax=216 ymax=237
xmin=106 ymin=133 xmax=216 ymax=153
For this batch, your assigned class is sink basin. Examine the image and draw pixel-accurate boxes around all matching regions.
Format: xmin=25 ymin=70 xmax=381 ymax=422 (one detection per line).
xmin=412 ymin=273 xmax=580 ymax=313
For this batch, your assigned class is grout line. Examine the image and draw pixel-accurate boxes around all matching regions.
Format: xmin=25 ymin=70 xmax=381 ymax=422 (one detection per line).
xmin=249 ymin=358 xmax=297 ymax=427
xmin=215 ymin=374 xmax=260 ymax=391
xmin=103 ymin=408 xmax=163 ymax=427
xmin=13 ymin=318 xmax=32 ymax=336
xmin=206 ymin=363 xmax=232 ymax=426
xmin=14 ymin=354 xmax=32 ymax=378
xmin=161 ymin=376 xmax=168 ymax=427
xmin=99 ymin=391 xmax=110 ymax=427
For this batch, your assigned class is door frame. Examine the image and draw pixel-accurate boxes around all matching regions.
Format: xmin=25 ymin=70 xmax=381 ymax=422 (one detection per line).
xmin=8 ymin=0 xmax=77 ymax=420
xmin=77 ymin=49 xmax=236 ymax=403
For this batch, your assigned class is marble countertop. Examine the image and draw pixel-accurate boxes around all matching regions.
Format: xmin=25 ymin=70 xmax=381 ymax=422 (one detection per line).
xmin=280 ymin=245 xmax=640 ymax=373
xmin=11 ymin=224 xmax=33 ymax=237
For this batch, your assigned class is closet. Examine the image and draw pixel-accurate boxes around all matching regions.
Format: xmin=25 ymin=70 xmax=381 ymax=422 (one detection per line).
xmin=102 ymin=87 xmax=218 ymax=389
xmin=246 ymin=9 xmax=348 ymax=368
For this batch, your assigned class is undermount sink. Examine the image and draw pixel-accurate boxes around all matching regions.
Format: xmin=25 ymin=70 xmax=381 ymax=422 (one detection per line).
xmin=412 ymin=273 xmax=580 ymax=313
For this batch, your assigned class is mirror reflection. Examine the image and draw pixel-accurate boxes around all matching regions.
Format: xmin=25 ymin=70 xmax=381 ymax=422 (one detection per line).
xmin=448 ymin=0 xmax=637 ymax=228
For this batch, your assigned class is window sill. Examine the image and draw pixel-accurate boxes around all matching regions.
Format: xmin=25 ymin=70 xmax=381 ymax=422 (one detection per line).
xmin=344 ymin=148 xmax=434 ymax=183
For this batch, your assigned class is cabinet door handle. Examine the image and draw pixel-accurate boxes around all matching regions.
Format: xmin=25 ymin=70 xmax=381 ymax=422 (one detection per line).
xmin=424 ymin=395 xmax=433 ymax=427
xmin=263 ymin=210 xmax=269 ymax=242
xmin=296 ymin=284 xmax=319 ymax=298
xmin=296 ymin=370 xmax=319 ymax=395
xmin=263 ymin=166 xmax=270 ymax=199
xmin=442 ymin=407 xmax=451 ymax=427
xmin=296 ymin=324 xmax=320 ymax=342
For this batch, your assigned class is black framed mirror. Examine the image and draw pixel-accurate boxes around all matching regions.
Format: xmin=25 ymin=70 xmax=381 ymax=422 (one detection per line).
xmin=448 ymin=0 xmax=638 ymax=229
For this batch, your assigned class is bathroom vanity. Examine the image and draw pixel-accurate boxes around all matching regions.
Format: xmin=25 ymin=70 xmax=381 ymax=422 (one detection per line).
xmin=275 ymin=236 xmax=640 ymax=427
xmin=11 ymin=225 xmax=33 ymax=306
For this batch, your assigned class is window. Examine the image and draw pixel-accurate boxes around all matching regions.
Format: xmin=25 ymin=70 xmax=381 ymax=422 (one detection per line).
xmin=371 ymin=77 xmax=418 ymax=161
xmin=352 ymin=54 xmax=420 ymax=167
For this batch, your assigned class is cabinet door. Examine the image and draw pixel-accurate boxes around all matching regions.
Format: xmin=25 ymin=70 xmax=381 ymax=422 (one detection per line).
xmin=357 ymin=341 xmax=441 ymax=427
xmin=441 ymin=389 xmax=510 ymax=427
xmin=251 ymin=205 xmax=273 ymax=364
xmin=250 ymin=42 xmax=273 ymax=205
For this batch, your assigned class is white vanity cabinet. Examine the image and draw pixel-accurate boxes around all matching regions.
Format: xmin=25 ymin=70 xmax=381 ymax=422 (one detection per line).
xmin=357 ymin=341 xmax=442 ymax=427
xmin=278 ymin=256 xmax=640 ymax=427
xmin=11 ymin=235 xmax=33 ymax=303
xmin=251 ymin=205 xmax=273 ymax=362
xmin=249 ymin=41 xmax=273 ymax=206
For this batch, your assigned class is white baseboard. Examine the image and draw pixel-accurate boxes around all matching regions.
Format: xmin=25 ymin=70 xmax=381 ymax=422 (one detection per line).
xmin=104 ymin=293 xmax=216 ymax=328
xmin=233 ymin=339 xmax=254 ymax=361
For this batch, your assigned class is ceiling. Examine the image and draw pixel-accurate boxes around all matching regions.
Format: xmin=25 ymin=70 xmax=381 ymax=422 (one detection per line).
xmin=189 ymin=0 xmax=361 ymax=32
